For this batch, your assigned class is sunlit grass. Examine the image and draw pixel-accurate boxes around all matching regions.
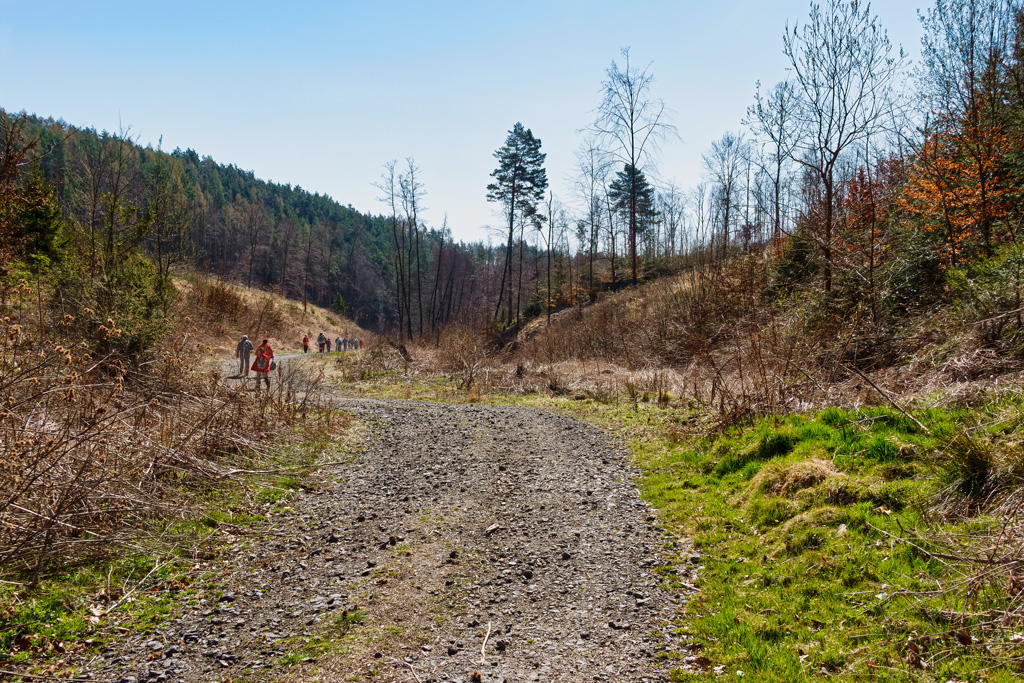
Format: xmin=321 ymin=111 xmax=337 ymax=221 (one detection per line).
xmin=332 ymin=374 xmax=1024 ymax=681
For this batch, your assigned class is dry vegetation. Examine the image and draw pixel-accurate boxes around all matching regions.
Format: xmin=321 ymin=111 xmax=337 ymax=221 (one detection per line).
xmin=355 ymin=254 xmax=1021 ymax=416
xmin=177 ymin=275 xmax=373 ymax=358
xmin=0 ymin=275 xmax=357 ymax=581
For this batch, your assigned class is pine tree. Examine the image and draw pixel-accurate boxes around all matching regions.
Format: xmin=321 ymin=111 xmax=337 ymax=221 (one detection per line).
xmin=608 ymin=164 xmax=658 ymax=264
xmin=486 ymin=122 xmax=548 ymax=327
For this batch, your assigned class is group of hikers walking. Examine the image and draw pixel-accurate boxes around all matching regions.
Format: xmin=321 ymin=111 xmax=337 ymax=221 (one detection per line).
xmin=234 ymin=335 xmax=275 ymax=392
xmin=302 ymin=332 xmax=362 ymax=354
xmin=236 ymin=330 xmax=361 ymax=393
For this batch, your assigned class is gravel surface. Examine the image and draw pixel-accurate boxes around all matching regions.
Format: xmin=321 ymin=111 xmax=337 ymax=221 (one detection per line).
xmin=68 ymin=397 xmax=696 ymax=683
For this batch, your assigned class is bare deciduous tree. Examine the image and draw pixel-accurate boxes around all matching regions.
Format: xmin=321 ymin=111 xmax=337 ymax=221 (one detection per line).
xmin=572 ymin=138 xmax=611 ymax=294
xmin=703 ymin=132 xmax=747 ymax=258
xmin=400 ymin=158 xmax=426 ymax=339
xmin=657 ymin=180 xmax=686 ymax=257
xmin=591 ymin=47 xmax=677 ymax=284
xmin=784 ymin=0 xmax=906 ymax=291
xmin=375 ymin=160 xmax=407 ymax=336
xmin=746 ymin=80 xmax=799 ymax=249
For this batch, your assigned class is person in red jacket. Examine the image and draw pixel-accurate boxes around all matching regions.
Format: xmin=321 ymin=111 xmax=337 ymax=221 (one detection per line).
xmin=252 ymin=338 xmax=275 ymax=392
xmin=302 ymin=333 xmax=309 ymax=353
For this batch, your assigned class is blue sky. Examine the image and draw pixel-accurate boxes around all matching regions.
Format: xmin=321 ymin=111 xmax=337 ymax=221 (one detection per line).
xmin=1 ymin=1 xmax=925 ymax=241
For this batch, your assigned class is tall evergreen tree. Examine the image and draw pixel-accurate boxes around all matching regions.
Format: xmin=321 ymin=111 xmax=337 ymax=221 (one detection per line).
xmin=608 ymin=164 xmax=658 ymax=261
xmin=486 ymin=122 xmax=547 ymax=326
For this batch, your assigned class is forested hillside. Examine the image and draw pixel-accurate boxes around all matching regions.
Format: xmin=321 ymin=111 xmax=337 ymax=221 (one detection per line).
xmin=7 ymin=113 xmax=399 ymax=325
xmin=4 ymin=113 xmax=560 ymax=336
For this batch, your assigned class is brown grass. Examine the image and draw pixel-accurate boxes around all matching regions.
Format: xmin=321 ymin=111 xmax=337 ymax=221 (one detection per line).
xmin=751 ymin=458 xmax=839 ymax=497
xmin=0 ymin=276 xmax=349 ymax=579
xmin=177 ymin=275 xmax=373 ymax=359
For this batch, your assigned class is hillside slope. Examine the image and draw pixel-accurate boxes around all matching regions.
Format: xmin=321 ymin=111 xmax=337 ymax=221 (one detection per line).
xmin=175 ymin=275 xmax=373 ymax=360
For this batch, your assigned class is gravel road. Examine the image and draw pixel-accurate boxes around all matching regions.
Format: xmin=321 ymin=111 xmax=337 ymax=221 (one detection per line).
xmin=72 ymin=397 xmax=695 ymax=683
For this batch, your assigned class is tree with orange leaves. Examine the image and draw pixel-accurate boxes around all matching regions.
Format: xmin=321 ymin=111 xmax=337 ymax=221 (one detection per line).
xmin=900 ymin=105 xmax=1021 ymax=267
xmin=841 ymin=155 xmax=904 ymax=323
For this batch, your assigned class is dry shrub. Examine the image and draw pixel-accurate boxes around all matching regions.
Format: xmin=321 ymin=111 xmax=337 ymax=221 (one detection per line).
xmin=896 ymin=503 xmax=1024 ymax=645
xmin=942 ymin=345 xmax=1021 ymax=382
xmin=435 ymin=326 xmax=487 ymax=390
xmin=928 ymin=415 xmax=1024 ymax=520
xmin=893 ymin=418 xmax=1024 ymax=643
xmin=249 ymin=296 xmax=287 ymax=338
xmin=357 ymin=336 xmax=409 ymax=378
xmin=0 ymin=282 xmax=337 ymax=578
xmin=181 ymin=277 xmax=247 ymax=332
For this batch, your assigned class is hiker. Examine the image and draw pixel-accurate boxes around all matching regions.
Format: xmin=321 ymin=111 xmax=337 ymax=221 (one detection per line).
xmin=235 ymin=335 xmax=253 ymax=377
xmin=302 ymin=333 xmax=309 ymax=353
xmin=317 ymin=332 xmax=326 ymax=353
xmin=341 ymin=337 xmax=348 ymax=351
xmin=252 ymin=338 xmax=275 ymax=392
xmin=335 ymin=335 xmax=343 ymax=351
xmin=326 ymin=336 xmax=333 ymax=352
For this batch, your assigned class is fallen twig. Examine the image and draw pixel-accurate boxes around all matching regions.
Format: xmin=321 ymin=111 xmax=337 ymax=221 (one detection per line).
xmin=386 ymin=657 xmax=422 ymax=683
xmin=104 ymin=558 xmax=169 ymax=615
xmin=846 ymin=365 xmax=930 ymax=434
xmin=480 ymin=620 xmax=492 ymax=664
xmin=974 ymin=306 xmax=1024 ymax=325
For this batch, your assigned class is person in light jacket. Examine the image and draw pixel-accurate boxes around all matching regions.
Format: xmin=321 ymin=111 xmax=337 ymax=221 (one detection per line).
xmin=236 ymin=335 xmax=253 ymax=377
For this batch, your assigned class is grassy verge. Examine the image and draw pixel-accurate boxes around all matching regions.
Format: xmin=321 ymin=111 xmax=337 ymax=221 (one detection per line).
xmin=0 ymin=412 xmax=364 ymax=681
xmin=570 ymin=398 xmax=1023 ymax=681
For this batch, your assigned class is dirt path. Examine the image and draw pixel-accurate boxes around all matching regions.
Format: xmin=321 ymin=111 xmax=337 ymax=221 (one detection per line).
xmin=76 ymin=395 xmax=694 ymax=683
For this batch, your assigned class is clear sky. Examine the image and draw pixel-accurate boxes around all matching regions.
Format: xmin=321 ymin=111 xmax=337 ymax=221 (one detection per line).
xmin=1 ymin=0 xmax=925 ymax=242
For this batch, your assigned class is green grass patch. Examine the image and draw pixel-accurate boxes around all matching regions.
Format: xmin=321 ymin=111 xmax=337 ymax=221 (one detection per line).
xmin=337 ymin=381 xmax=1024 ymax=682
xmin=276 ymin=609 xmax=365 ymax=667
xmin=0 ymin=556 xmax=188 ymax=671
xmin=614 ymin=401 xmax=1024 ymax=682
